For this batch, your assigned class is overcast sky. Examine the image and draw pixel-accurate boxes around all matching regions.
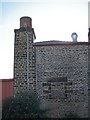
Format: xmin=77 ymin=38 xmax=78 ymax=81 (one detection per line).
xmin=0 ymin=0 xmax=89 ymax=79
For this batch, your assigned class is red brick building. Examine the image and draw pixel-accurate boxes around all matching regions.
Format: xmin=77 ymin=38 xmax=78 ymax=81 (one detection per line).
xmin=0 ymin=79 xmax=14 ymax=100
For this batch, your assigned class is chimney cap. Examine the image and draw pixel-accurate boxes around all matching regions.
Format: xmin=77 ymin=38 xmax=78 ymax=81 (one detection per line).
xmin=71 ymin=32 xmax=78 ymax=37
xmin=20 ymin=16 xmax=32 ymax=20
xmin=20 ymin=16 xmax=32 ymax=28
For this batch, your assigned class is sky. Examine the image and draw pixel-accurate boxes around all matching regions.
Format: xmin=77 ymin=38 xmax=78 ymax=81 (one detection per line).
xmin=0 ymin=0 xmax=89 ymax=79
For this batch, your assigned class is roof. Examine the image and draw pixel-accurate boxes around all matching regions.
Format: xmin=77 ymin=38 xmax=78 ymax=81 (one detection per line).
xmin=33 ymin=40 xmax=90 ymax=46
xmin=0 ymin=79 xmax=14 ymax=82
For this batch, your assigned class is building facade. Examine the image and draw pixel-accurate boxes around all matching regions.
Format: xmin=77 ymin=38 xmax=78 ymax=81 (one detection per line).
xmin=14 ymin=16 xmax=90 ymax=118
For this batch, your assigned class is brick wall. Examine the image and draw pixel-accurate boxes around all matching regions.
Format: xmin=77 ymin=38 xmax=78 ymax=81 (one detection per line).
xmin=35 ymin=43 xmax=89 ymax=118
xmin=14 ymin=17 xmax=90 ymax=118
xmin=14 ymin=17 xmax=36 ymax=95
xmin=88 ymin=44 xmax=90 ymax=117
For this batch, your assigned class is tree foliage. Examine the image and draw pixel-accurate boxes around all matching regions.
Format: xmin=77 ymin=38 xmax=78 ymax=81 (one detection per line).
xmin=2 ymin=91 xmax=47 ymax=119
xmin=64 ymin=112 xmax=80 ymax=118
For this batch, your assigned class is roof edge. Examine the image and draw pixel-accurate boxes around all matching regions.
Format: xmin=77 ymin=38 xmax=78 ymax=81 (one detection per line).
xmin=33 ymin=42 xmax=90 ymax=46
xmin=0 ymin=79 xmax=14 ymax=82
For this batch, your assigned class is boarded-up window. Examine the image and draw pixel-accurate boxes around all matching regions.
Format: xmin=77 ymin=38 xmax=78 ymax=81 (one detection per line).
xmin=47 ymin=77 xmax=67 ymax=82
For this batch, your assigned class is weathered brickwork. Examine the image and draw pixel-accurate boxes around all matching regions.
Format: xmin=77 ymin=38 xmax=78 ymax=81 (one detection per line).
xmin=14 ymin=16 xmax=90 ymax=118
xmin=35 ymin=44 xmax=89 ymax=118
xmin=14 ymin=17 xmax=36 ymax=95
xmin=88 ymin=45 xmax=90 ymax=117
